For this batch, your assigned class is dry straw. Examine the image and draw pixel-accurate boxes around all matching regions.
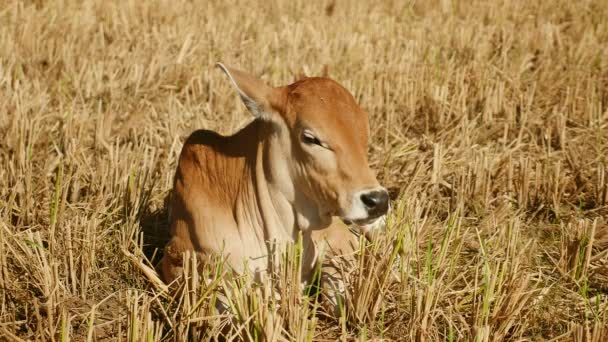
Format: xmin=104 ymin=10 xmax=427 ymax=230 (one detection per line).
xmin=1 ymin=0 xmax=607 ymax=340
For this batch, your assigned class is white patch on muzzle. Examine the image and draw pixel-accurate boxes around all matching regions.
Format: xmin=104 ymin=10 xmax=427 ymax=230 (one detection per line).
xmin=351 ymin=210 xmax=389 ymax=238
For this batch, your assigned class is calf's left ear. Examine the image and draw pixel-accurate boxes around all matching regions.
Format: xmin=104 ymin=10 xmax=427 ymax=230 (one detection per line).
xmin=216 ymin=63 xmax=287 ymax=121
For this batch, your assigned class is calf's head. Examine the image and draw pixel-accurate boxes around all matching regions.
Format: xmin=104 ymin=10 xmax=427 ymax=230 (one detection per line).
xmin=218 ymin=63 xmax=389 ymax=229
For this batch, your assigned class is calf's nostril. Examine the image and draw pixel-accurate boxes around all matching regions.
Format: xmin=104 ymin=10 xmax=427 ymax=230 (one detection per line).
xmin=361 ymin=193 xmax=379 ymax=208
xmin=360 ymin=190 xmax=389 ymax=216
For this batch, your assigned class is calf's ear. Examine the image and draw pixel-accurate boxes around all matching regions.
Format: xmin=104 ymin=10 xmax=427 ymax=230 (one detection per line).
xmin=216 ymin=63 xmax=287 ymax=121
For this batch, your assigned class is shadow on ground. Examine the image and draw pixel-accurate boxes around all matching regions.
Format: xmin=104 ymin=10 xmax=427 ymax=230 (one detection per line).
xmin=139 ymin=192 xmax=172 ymax=267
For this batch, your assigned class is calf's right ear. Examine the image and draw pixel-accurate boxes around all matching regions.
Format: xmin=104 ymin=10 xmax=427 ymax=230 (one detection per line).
xmin=216 ymin=63 xmax=286 ymax=121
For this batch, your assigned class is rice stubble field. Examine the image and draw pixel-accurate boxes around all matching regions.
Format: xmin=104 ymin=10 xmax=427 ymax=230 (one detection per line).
xmin=1 ymin=0 xmax=608 ymax=340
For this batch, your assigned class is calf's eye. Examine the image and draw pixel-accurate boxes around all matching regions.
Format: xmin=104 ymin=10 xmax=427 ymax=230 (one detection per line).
xmin=302 ymin=131 xmax=323 ymax=146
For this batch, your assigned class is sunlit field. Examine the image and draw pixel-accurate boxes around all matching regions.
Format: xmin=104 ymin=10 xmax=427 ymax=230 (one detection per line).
xmin=1 ymin=0 xmax=608 ymax=340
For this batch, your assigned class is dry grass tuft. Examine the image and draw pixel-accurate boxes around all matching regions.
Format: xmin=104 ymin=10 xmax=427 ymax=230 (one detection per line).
xmin=1 ymin=0 xmax=607 ymax=340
